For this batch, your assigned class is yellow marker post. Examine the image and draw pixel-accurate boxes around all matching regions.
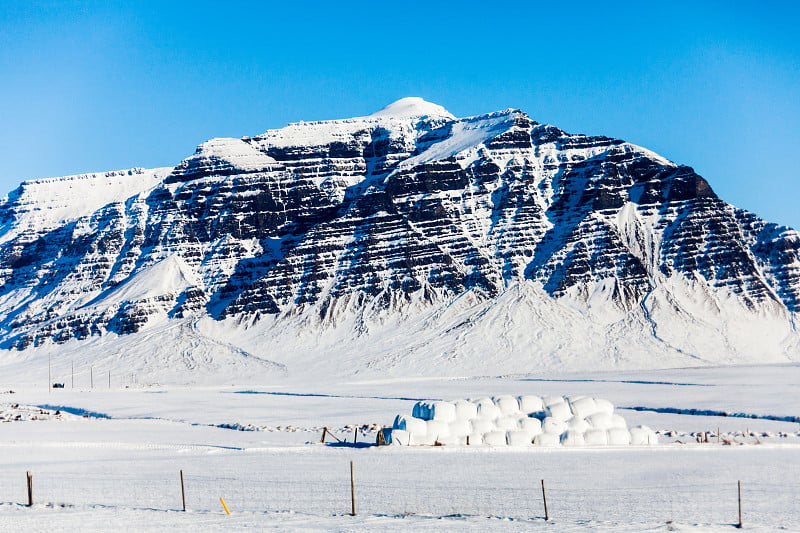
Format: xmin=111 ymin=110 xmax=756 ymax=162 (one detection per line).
xmin=219 ymin=497 xmax=231 ymax=515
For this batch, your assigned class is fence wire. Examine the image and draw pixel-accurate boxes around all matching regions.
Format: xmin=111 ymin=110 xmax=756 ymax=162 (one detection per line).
xmin=1 ymin=450 xmax=798 ymax=528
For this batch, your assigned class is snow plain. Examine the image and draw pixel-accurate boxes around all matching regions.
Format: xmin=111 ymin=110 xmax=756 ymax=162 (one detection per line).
xmin=1 ymin=365 xmax=799 ymax=532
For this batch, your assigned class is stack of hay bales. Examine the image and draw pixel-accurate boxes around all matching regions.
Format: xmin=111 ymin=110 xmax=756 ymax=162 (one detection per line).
xmin=381 ymin=395 xmax=657 ymax=447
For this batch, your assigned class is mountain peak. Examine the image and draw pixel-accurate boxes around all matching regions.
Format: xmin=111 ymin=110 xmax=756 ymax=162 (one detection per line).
xmin=369 ymin=97 xmax=455 ymax=120
xmin=2 ymin=99 xmax=800 ymax=379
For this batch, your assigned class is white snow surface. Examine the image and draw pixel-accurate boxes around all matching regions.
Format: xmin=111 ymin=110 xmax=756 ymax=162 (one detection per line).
xmin=368 ymin=96 xmax=455 ymax=119
xmin=98 ymin=255 xmax=202 ymax=306
xmin=185 ymin=137 xmax=278 ymax=171
xmin=0 ymin=366 xmax=798 ymax=531
xmin=0 ymin=166 xmax=171 ymax=244
xmin=394 ymin=110 xmax=517 ymax=170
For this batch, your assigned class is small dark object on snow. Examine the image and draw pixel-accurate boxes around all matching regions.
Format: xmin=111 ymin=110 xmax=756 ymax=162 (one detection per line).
xmin=52 ymin=383 xmax=64 ymax=388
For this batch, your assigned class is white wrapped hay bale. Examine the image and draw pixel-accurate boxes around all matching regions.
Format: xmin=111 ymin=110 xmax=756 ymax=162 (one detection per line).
xmin=435 ymin=433 xmax=461 ymax=446
xmin=544 ymin=395 xmax=566 ymax=407
xmin=560 ymin=429 xmax=586 ymax=447
xmin=567 ymin=417 xmax=591 ymax=433
xmin=454 ymin=399 xmax=478 ymax=421
xmin=393 ymin=415 xmax=428 ymax=437
xmin=587 ymin=412 xmax=614 ymax=430
xmin=568 ymin=397 xmax=598 ymax=419
xmin=412 ymin=401 xmax=434 ymax=420
xmin=519 ymin=417 xmax=543 ymax=436
xmin=610 ymin=414 xmax=628 ymax=430
xmin=378 ymin=427 xmax=392 ymax=445
xmin=534 ymin=432 xmax=561 ymax=447
xmin=393 ymin=394 xmax=639 ymax=447
xmin=542 ymin=417 xmax=568 ymax=435
xmin=476 ymin=398 xmax=501 ymax=420
xmin=594 ymin=398 xmax=614 ymax=415
xmin=425 ymin=419 xmax=451 ymax=442
xmin=449 ymin=419 xmax=472 ymax=438
xmin=518 ymin=395 xmax=544 ymax=414
xmin=584 ymin=428 xmax=609 ymax=445
xmin=483 ymin=431 xmax=508 ymax=446
xmin=495 ymin=417 xmax=520 ymax=432
xmin=388 ymin=429 xmax=410 ymax=445
xmin=630 ymin=425 xmax=658 ymax=445
xmin=470 ymin=418 xmax=495 ymax=435
xmin=412 ymin=432 xmax=436 ymax=446
xmin=507 ymin=430 xmax=534 ymax=446
xmin=607 ymin=427 xmax=631 ymax=445
xmin=494 ymin=395 xmax=521 ymax=416
xmin=466 ymin=433 xmax=484 ymax=446
xmin=430 ymin=401 xmax=457 ymax=423
xmin=545 ymin=401 xmax=573 ymax=421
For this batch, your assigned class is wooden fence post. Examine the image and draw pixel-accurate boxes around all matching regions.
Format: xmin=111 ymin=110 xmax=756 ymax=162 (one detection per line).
xmin=26 ymin=471 xmax=33 ymax=507
xmin=353 ymin=425 xmax=358 ymax=444
xmin=320 ymin=427 xmax=328 ymax=443
xmin=180 ymin=470 xmax=186 ymax=512
xmin=541 ymin=479 xmax=549 ymax=521
xmin=350 ymin=461 xmax=357 ymax=516
xmin=737 ymin=480 xmax=743 ymax=528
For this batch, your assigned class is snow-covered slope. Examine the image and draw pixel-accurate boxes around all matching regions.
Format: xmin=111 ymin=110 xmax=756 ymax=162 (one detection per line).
xmin=0 ymin=97 xmax=798 ymax=383
xmin=0 ymin=167 xmax=171 ymax=244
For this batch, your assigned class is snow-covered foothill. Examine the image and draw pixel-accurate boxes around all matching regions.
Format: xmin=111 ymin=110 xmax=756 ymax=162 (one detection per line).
xmin=383 ymin=395 xmax=657 ymax=447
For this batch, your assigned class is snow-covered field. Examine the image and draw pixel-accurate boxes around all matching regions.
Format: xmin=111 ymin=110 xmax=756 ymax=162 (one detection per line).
xmin=1 ymin=365 xmax=799 ymax=531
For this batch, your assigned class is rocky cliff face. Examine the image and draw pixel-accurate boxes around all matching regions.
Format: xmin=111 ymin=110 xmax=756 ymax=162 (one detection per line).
xmin=0 ymin=97 xmax=798 ymax=374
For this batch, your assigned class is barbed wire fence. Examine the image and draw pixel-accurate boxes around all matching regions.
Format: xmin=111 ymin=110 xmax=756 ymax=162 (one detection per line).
xmin=2 ymin=453 xmax=798 ymax=528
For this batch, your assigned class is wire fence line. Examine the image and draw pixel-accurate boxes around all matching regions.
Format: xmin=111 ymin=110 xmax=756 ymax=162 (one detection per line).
xmin=1 ymin=451 xmax=798 ymax=527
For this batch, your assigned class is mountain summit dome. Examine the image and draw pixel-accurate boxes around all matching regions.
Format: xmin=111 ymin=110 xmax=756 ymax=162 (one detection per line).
xmin=369 ymin=97 xmax=455 ymax=119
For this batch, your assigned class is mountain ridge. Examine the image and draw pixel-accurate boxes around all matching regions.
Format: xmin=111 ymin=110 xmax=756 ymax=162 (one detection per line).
xmin=0 ymin=98 xmax=798 ymax=382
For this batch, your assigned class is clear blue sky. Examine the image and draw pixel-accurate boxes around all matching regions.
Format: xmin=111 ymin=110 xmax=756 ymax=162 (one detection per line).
xmin=1 ymin=1 xmax=798 ymax=228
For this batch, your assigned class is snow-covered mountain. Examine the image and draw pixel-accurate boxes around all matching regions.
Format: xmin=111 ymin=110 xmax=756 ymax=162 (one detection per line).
xmin=1 ymin=97 xmax=799 ymax=382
